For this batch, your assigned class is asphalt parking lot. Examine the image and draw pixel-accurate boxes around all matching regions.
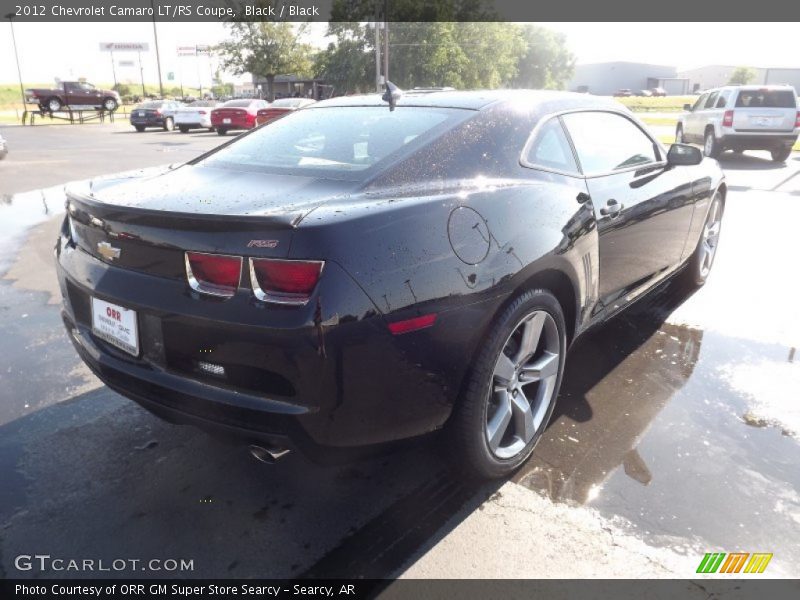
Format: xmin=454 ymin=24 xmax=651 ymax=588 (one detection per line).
xmin=0 ymin=122 xmax=799 ymax=580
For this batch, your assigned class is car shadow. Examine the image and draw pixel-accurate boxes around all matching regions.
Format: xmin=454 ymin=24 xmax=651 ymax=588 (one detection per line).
xmin=0 ymin=280 xmax=699 ymax=581
xmin=717 ymin=152 xmax=785 ymax=170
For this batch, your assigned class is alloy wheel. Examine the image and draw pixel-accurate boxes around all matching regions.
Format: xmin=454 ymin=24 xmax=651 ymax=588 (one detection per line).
xmin=699 ymin=195 xmax=722 ymax=278
xmin=485 ymin=310 xmax=560 ymax=459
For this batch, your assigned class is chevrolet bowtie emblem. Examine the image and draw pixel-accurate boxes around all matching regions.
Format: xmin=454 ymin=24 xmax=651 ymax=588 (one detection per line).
xmin=97 ymin=241 xmax=121 ymax=261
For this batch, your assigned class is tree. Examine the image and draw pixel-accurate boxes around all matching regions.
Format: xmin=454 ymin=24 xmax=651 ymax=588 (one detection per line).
xmin=314 ymin=23 xmax=374 ymax=94
xmin=513 ymin=24 xmax=575 ymax=90
xmin=215 ymin=21 xmax=313 ymax=100
xmin=728 ymin=66 xmax=756 ymax=85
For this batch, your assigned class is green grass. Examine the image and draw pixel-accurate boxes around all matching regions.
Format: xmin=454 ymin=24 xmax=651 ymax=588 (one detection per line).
xmin=616 ymin=95 xmax=696 ymax=112
xmin=0 ymin=82 xmax=206 ymax=112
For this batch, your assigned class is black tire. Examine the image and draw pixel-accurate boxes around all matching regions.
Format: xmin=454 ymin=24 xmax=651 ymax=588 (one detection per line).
xmin=679 ymin=190 xmax=724 ymax=289
xmin=703 ymin=128 xmax=721 ymax=159
xmin=179 ymin=126 xmax=190 ymax=133
xmin=208 ymin=127 xmax=215 ymax=132
xmin=450 ymin=289 xmax=567 ymax=479
xmin=771 ymin=147 xmax=792 ymax=163
xmin=46 ymin=97 xmax=62 ymax=112
xmin=134 ymin=125 xmax=145 ymax=132
xmin=163 ymin=117 xmax=174 ymax=132
xmin=216 ymin=128 xmax=228 ymax=136
xmin=675 ymin=125 xmax=684 ymax=144
xmin=102 ymin=97 xmax=118 ymax=112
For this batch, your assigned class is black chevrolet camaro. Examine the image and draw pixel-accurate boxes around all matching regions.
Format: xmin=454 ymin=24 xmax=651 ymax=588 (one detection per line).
xmin=56 ymin=89 xmax=725 ymax=478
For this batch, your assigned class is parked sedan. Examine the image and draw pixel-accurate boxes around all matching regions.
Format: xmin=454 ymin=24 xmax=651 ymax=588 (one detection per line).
xmin=255 ymin=97 xmax=316 ymax=126
xmin=0 ymin=132 xmax=7 ymax=160
xmin=130 ymin=100 xmax=181 ymax=132
xmin=175 ymin=100 xmax=221 ymax=133
xmin=56 ymin=89 xmax=725 ymax=478
xmin=211 ymin=99 xmax=269 ymax=135
xmin=613 ymin=88 xmax=633 ymax=97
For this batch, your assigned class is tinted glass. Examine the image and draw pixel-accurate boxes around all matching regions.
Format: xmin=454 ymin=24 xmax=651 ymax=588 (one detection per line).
xmin=562 ymin=112 xmax=658 ymax=174
xmin=202 ymin=106 xmax=467 ymax=177
xmin=716 ymin=91 xmax=731 ymax=108
xmin=140 ymin=101 xmax=163 ymax=109
xmin=524 ymin=118 xmax=578 ymax=174
xmin=704 ymin=92 xmax=720 ymax=109
xmin=735 ymin=90 xmax=797 ymax=108
xmin=692 ymin=94 xmax=708 ymax=111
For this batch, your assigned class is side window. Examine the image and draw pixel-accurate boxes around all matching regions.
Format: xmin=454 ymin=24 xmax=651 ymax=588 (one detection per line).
xmin=704 ymin=91 xmax=720 ymax=109
xmin=692 ymin=93 xmax=708 ymax=111
xmin=561 ymin=111 xmax=658 ymax=175
xmin=65 ymin=82 xmax=79 ymax=93
xmin=523 ymin=118 xmax=579 ymax=174
xmin=716 ymin=91 xmax=731 ymax=108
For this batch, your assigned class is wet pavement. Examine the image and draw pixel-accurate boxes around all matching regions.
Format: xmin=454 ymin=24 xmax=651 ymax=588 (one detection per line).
xmin=0 ymin=130 xmax=798 ymax=578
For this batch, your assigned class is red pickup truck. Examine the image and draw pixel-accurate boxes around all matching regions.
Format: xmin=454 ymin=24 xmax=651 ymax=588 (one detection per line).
xmin=25 ymin=81 xmax=120 ymax=113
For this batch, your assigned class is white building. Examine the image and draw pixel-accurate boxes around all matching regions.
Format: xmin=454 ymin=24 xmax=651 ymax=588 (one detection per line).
xmin=677 ymin=65 xmax=800 ymax=92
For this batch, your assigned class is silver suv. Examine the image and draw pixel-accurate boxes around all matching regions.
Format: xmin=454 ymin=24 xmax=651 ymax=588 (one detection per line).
xmin=676 ymin=85 xmax=798 ymax=162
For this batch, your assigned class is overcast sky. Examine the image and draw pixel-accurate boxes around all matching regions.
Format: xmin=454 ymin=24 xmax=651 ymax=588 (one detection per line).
xmin=1 ymin=22 xmax=798 ymax=87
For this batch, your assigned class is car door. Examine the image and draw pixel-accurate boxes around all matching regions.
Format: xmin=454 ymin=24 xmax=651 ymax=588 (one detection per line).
xmin=561 ymin=111 xmax=696 ymax=314
xmin=684 ymin=92 xmax=709 ymax=142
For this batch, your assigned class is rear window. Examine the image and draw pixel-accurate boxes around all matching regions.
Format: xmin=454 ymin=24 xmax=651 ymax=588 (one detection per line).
xmin=735 ymin=90 xmax=797 ymax=108
xmin=224 ymin=100 xmax=254 ymax=107
xmin=139 ymin=101 xmax=163 ymax=109
xmin=201 ymin=106 xmax=468 ymax=178
xmin=190 ymin=100 xmax=216 ymax=107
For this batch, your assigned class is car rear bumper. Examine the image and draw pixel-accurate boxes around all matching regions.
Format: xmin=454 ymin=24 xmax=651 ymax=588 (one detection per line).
xmin=720 ymin=132 xmax=798 ymax=149
xmin=55 ymin=228 xmax=477 ymax=454
xmin=130 ymin=117 xmax=165 ymax=127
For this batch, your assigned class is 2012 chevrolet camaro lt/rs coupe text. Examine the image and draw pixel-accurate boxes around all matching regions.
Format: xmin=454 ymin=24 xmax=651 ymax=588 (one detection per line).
xmin=56 ymin=90 xmax=725 ymax=478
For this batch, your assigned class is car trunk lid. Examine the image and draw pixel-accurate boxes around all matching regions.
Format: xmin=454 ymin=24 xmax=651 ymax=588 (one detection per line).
xmin=65 ymin=164 xmax=359 ymax=277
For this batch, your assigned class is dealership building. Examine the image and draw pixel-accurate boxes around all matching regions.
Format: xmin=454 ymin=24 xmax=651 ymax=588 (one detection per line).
xmin=566 ymin=61 xmax=690 ymax=95
xmin=677 ymin=65 xmax=800 ymax=92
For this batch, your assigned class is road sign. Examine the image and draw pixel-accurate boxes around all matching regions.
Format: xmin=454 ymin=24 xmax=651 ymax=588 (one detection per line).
xmin=100 ymin=42 xmax=149 ymax=52
xmin=177 ymin=46 xmax=196 ymax=56
xmin=118 ymin=60 xmax=135 ymax=68
xmin=167 ymin=72 xmax=175 ymax=81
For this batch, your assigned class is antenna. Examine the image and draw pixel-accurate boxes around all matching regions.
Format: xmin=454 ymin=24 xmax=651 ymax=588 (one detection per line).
xmin=382 ymin=81 xmax=403 ymax=111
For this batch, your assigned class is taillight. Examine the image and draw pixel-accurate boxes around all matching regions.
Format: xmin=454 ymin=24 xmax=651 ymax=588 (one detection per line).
xmin=795 ymin=111 xmax=800 ymax=128
xmin=155 ymin=109 xmax=162 ymax=115
xmin=185 ymin=252 xmax=242 ymax=297
xmin=722 ymin=110 xmax=734 ymax=127
xmin=249 ymin=258 xmax=324 ymax=305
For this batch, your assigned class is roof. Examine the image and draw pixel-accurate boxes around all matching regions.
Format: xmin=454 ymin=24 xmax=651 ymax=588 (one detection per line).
xmin=311 ymin=89 xmax=623 ymax=111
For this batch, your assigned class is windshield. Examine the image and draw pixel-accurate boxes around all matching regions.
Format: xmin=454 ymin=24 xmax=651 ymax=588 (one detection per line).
xmin=735 ymin=90 xmax=797 ymax=108
xmin=200 ymin=106 xmax=469 ymax=178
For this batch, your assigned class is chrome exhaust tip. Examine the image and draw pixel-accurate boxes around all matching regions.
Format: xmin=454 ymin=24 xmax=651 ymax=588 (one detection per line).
xmin=248 ymin=444 xmax=291 ymax=464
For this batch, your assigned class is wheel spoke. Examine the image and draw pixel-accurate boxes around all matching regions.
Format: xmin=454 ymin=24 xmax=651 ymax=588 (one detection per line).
xmin=510 ymin=389 xmax=535 ymax=443
xmin=486 ymin=391 xmax=513 ymax=452
xmin=515 ymin=312 xmax=545 ymax=363
xmin=493 ymin=353 xmax=516 ymax=388
xmin=519 ymin=351 xmax=559 ymax=383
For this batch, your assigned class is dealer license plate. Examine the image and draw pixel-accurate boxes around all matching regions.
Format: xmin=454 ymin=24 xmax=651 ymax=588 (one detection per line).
xmin=91 ymin=297 xmax=139 ymax=356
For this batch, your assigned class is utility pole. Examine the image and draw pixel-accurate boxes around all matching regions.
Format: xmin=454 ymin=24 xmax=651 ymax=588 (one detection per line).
xmin=150 ymin=0 xmax=164 ymax=97
xmin=138 ymin=51 xmax=146 ymax=97
xmin=4 ymin=13 xmax=26 ymax=109
xmin=383 ymin=0 xmax=389 ymax=83
xmin=374 ymin=21 xmax=382 ymax=92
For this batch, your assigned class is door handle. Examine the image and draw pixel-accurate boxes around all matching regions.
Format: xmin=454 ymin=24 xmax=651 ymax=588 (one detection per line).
xmin=599 ymin=199 xmax=623 ymax=217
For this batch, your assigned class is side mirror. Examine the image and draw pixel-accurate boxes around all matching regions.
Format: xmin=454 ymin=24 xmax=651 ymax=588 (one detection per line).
xmin=667 ymin=143 xmax=703 ymax=166
xmin=683 ymin=103 xmax=693 ymax=111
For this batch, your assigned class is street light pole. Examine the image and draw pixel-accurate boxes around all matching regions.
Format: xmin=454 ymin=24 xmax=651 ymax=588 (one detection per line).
xmin=4 ymin=13 xmax=27 ymax=109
